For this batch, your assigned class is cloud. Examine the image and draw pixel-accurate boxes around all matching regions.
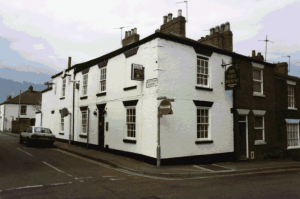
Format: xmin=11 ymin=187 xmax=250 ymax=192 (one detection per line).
xmin=33 ymin=44 xmax=45 ymax=50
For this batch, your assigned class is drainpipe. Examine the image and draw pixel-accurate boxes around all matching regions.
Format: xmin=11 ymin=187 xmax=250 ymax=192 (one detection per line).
xmin=72 ymin=73 xmax=76 ymax=144
xmin=3 ymin=104 xmax=6 ymax=131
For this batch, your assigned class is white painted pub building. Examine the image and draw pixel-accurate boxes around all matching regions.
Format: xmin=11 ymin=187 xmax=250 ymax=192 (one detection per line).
xmin=39 ymin=12 xmax=237 ymax=164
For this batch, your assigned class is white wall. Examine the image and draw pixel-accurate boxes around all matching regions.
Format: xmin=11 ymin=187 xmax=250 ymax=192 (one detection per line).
xmin=157 ymin=38 xmax=234 ymax=158
xmin=35 ymin=113 xmax=41 ymax=126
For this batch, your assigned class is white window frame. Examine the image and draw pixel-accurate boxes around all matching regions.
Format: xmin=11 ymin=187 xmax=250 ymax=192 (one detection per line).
xmin=99 ymin=67 xmax=106 ymax=93
xmin=253 ymin=68 xmax=263 ymax=96
xmin=62 ymin=79 xmax=66 ymax=97
xmin=60 ymin=115 xmax=64 ymax=132
xmin=82 ymin=74 xmax=88 ymax=96
xmin=288 ymin=85 xmax=295 ymax=108
xmin=196 ymin=106 xmax=211 ymax=140
xmin=196 ymin=56 xmax=210 ymax=88
xmin=81 ymin=110 xmax=88 ymax=134
xmin=287 ymin=121 xmax=300 ymax=149
xmin=21 ymin=105 xmax=27 ymax=115
xmin=253 ymin=110 xmax=267 ymax=145
xmin=125 ymin=106 xmax=136 ymax=139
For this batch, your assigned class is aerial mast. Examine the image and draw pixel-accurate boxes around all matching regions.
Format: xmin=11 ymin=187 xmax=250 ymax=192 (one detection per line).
xmin=282 ymin=55 xmax=291 ymax=73
xmin=258 ymin=35 xmax=274 ymax=62
xmin=176 ymin=1 xmax=188 ymax=22
xmin=114 ymin=26 xmax=130 ymax=45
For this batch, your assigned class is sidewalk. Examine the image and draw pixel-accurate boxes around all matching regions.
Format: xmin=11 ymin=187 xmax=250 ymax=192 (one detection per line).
xmin=3 ymin=131 xmax=300 ymax=178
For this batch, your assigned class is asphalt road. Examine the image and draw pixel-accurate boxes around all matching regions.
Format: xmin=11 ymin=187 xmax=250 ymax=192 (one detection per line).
xmin=1 ymin=133 xmax=300 ymax=199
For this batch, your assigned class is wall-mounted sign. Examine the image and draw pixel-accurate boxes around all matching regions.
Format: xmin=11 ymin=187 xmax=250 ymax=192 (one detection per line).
xmin=146 ymin=78 xmax=158 ymax=88
xmin=131 ymin=64 xmax=144 ymax=81
xmin=225 ymin=66 xmax=240 ymax=90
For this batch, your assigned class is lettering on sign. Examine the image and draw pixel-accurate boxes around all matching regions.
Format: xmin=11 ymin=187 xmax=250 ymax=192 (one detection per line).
xmin=225 ymin=66 xmax=240 ymax=90
xmin=146 ymin=78 xmax=158 ymax=88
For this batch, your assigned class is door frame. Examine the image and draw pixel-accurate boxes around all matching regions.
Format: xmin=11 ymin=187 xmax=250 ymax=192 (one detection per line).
xmin=238 ymin=115 xmax=249 ymax=158
xmin=97 ymin=104 xmax=106 ymax=149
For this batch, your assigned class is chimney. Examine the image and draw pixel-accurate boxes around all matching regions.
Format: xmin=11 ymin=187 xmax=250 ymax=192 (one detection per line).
xmin=160 ymin=10 xmax=186 ymax=37
xmin=29 ymin=85 xmax=33 ymax=93
xmin=275 ymin=62 xmax=288 ymax=75
xmin=68 ymin=57 xmax=71 ymax=69
xmin=198 ymin=22 xmax=233 ymax=52
xmin=7 ymin=95 xmax=12 ymax=100
xmin=122 ymin=27 xmax=140 ymax=47
xmin=251 ymin=51 xmax=264 ymax=61
xmin=252 ymin=50 xmax=256 ymax=57
xmin=168 ymin=13 xmax=173 ymax=22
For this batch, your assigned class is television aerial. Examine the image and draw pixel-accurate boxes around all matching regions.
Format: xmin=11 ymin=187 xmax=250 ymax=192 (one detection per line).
xmin=258 ymin=35 xmax=274 ymax=62
xmin=176 ymin=1 xmax=188 ymax=22
xmin=114 ymin=26 xmax=130 ymax=45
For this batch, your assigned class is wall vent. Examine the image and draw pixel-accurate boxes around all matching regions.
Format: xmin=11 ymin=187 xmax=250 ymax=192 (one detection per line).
xmin=251 ymin=151 xmax=255 ymax=159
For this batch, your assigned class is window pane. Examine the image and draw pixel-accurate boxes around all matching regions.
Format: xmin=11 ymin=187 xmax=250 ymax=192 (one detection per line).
xmin=255 ymin=117 xmax=263 ymax=128
xmin=253 ymin=82 xmax=261 ymax=92
xmin=253 ymin=69 xmax=261 ymax=80
xmin=255 ymin=129 xmax=263 ymax=140
xmin=239 ymin=116 xmax=246 ymax=121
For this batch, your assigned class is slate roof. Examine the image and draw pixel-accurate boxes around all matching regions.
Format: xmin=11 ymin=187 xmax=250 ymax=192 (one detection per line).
xmin=0 ymin=86 xmax=42 ymax=105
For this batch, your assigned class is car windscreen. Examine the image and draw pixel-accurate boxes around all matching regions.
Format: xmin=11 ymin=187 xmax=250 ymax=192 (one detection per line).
xmin=34 ymin=127 xmax=52 ymax=134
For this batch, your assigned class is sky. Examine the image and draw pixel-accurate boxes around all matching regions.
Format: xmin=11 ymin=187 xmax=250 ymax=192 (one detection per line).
xmin=0 ymin=0 xmax=300 ymax=84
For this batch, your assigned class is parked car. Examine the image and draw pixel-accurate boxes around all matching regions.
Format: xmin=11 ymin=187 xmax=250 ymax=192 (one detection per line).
xmin=20 ymin=126 xmax=56 ymax=145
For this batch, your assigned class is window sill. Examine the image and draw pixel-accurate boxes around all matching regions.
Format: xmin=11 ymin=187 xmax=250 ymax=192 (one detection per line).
xmin=288 ymin=107 xmax=297 ymax=111
xmin=59 ymin=132 xmax=64 ymax=135
xmin=287 ymin=146 xmax=300 ymax=150
xmin=79 ymin=134 xmax=87 ymax=138
xmin=195 ymin=86 xmax=213 ymax=91
xmin=60 ymin=97 xmax=65 ymax=100
xmin=254 ymin=140 xmax=266 ymax=145
xmin=80 ymin=96 xmax=88 ymax=100
xmin=96 ymin=92 xmax=106 ymax=97
xmin=124 ymin=86 xmax=137 ymax=91
xmin=123 ymin=139 xmax=136 ymax=144
xmin=253 ymin=93 xmax=265 ymax=97
xmin=195 ymin=140 xmax=213 ymax=144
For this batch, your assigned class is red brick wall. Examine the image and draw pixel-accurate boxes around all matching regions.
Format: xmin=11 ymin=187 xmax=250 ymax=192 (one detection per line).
xmin=160 ymin=16 xmax=186 ymax=37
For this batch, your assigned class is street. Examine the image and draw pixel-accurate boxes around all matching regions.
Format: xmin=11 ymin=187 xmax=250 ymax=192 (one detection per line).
xmin=1 ymin=133 xmax=300 ymax=199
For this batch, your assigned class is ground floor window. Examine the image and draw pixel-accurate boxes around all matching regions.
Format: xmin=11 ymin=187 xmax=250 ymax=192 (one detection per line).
xmin=254 ymin=116 xmax=264 ymax=141
xmin=126 ymin=107 xmax=136 ymax=138
xmin=197 ymin=108 xmax=209 ymax=139
xmin=60 ymin=116 xmax=64 ymax=131
xmin=82 ymin=111 xmax=88 ymax=134
xmin=287 ymin=123 xmax=300 ymax=147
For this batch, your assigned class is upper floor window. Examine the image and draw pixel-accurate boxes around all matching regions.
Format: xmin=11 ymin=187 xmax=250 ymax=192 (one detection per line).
xmin=83 ymin=74 xmax=88 ymax=96
xmin=197 ymin=56 xmax=209 ymax=87
xmin=288 ymin=85 xmax=295 ymax=108
xmin=99 ymin=67 xmax=106 ymax=93
xmin=21 ymin=105 xmax=27 ymax=115
xmin=253 ymin=69 xmax=263 ymax=94
xmin=62 ymin=79 xmax=66 ymax=97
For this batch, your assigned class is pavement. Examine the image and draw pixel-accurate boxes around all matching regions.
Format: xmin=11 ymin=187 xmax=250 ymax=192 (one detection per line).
xmin=3 ymin=131 xmax=300 ymax=178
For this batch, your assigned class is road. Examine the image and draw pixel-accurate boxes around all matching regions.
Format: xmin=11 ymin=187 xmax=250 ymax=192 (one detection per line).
xmin=1 ymin=133 xmax=300 ymax=199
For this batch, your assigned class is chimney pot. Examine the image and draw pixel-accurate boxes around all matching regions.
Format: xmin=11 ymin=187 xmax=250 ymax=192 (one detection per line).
xmin=215 ymin=26 xmax=220 ymax=33
xmin=225 ymin=22 xmax=230 ymax=31
xmin=210 ymin=28 xmax=215 ymax=36
xmin=163 ymin=16 xmax=168 ymax=24
xmin=125 ymin=31 xmax=128 ymax=38
xmin=201 ymin=37 xmax=204 ymax=39
xmin=168 ymin=13 xmax=173 ymax=22
xmin=257 ymin=52 xmax=261 ymax=56
xmin=134 ymin=28 xmax=137 ymax=34
xmin=128 ymin=31 xmax=131 ymax=36
xmin=252 ymin=50 xmax=256 ymax=57
xmin=131 ymin=29 xmax=134 ymax=35
xmin=220 ymin=24 xmax=225 ymax=32
xmin=178 ymin=9 xmax=182 ymax=17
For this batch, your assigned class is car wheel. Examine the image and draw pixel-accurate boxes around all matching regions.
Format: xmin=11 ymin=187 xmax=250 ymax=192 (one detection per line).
xmin=19 ymin=137 xmax=23 ymax=144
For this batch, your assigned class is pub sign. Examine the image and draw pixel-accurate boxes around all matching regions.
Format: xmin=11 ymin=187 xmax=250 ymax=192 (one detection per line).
xmin=225 ymin=66 xmax=240 ymax=90
xmin=131 ymin=64 xmax=144 ymax=81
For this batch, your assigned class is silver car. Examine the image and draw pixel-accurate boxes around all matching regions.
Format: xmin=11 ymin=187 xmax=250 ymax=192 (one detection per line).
xmin=20 ymin=126 xmax=56 ymax=145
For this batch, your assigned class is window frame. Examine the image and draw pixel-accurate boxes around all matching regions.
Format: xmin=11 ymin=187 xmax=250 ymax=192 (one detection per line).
xmin=254 ymin=116 xmax=265 ymax=144
xmin=82 ymin=74 xmax=88 ymax=96
xmin=125 ymin=106 xmax=136 ymax=139
xmin=196 ymin=56 xmax=210 ymax=88
xmin=196 ymin=106 xmax=211 ymax=140
xmin=60 ymin=115 xmax=64 ymax=132
xmin=287 ymin=122 xmax=300 ymax=149
xmin=62 ymin=79 xmax=66 ymax=97
xmin=20 ymin=105 xmax=27 ymax=115
xmin=99 ymin=67 xmax=106 ymax=93
xmin=288 ymin=85 xmax=295 ymax=109
xmin=253 ymin=68 xmax=263 ymax=95
xmin=81 ymin=110 xmax=88 ymax=134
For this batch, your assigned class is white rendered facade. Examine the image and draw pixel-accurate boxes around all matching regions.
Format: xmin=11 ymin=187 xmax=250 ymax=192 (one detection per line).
xmin=41 ymin=37 xmax=233 ymax=159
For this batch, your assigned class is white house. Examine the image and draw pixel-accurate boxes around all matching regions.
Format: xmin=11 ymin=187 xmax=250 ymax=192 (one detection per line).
xmin=40 ymin=11 xmax=238 ymax=164
xmin=0 ymin=86 xmax=41 ymax=131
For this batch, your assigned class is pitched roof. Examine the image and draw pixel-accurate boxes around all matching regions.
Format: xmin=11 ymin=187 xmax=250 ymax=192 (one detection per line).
xmin=51 ymin=32 xmax=277 ymax=78
xmin=0 ymin=86 xmax=42 ymax=105
xmin=274 ymin=72 xmax=300 ymax=82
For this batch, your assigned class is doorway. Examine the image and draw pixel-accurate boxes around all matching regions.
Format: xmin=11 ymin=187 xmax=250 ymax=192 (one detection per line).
xmin=238 ymin=115 xmax=248 ymax=159
xmin=97 ymin=104 xmax=106 ymax=150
